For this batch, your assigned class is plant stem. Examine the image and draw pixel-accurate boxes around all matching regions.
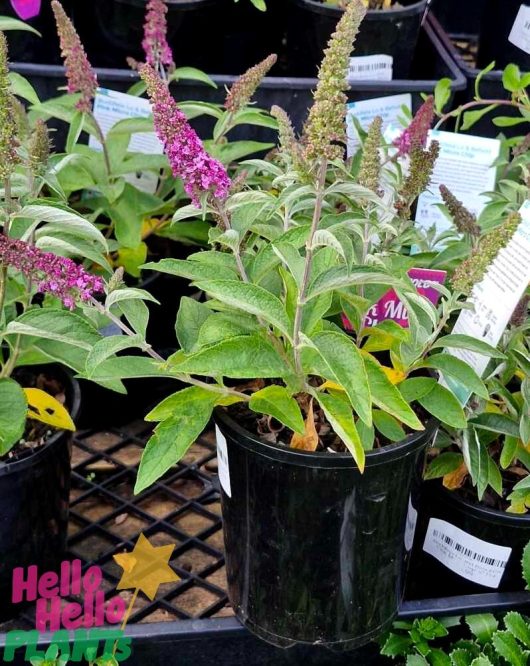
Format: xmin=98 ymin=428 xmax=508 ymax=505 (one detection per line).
xmin=0 ymin=178 xmax=12 ymax=320
xmin=292 ymin=160 xmax=327 ymax=375
xmin=217 ymin=207 xmax=249 ymax=282
xmin=434 ymin=98 xmax=530 ymax=130
xmin=90 ymin=113 xmax=112 ymax=177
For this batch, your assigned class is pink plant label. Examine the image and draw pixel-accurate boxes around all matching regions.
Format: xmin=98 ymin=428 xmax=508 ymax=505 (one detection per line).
xmin=343 ymin=268 xmax=447 ymax=330
xmin=10 ymin=0 xmax=41 ymax=20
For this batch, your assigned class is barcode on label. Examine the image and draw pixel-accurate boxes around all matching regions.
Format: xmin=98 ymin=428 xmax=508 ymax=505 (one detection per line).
xmin=347 ymin=55 xmax=393 ymax=82
xmin=423 ymin=518 xmax=511 ymax=588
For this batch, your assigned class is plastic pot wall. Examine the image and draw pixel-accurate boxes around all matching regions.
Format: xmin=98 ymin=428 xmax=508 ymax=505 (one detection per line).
xmin=477 ymin=0 xmax=530 ymax=71
xmin=214 ymin=408 xmax=437 ymax=649
xmin=286 ymin=0 xmax=429 ymax=78
xmin=427 ymin=0 xmax=486 ymax=34
xmin=406 ymin=480 xmax=530 ymax=600
xmin=0 ymin=365 xmax=81 ymax=620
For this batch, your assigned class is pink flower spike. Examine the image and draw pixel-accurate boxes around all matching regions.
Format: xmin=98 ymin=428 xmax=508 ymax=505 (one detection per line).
xmin=139 ymin=63 xmax=231 ymax=206
xmin=142 ymin=0 xmax=174 ymax=70
xmin=393 ymin=96 xmax=435 ymax=157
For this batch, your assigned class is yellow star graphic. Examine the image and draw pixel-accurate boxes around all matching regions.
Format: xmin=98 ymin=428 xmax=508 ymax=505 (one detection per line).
xmin=113 ymin=533 xmax=179 ymax=601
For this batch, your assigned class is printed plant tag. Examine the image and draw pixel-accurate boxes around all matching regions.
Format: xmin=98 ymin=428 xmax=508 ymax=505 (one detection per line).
xmin=404 ymin=496 xmax=418 ymax=552
xmin=509 ymin=4 xmax=530 ymax=55
xmin=347 ymin=54 xmax=393 ymax=82
xmin=343 ymin=268 xmax=446 ymax=330
xmin=89 ymin=88 xmax=164 ymax=194
xmin=415 ymin=131 xmax=501 ymax=239
xmin=346 ymin=93 xmax=412 ymax=156
xmin=444 ymin=201 xmax=530 ymax=404
xmin=215 ymin=425 xmax=232 ymax=498
xmin=423 ymin=518 xmax=512 ymax=588
xmin=10 ymin=0 xmax=40 ymax=19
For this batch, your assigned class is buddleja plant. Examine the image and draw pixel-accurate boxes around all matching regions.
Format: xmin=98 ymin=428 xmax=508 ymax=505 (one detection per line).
xmin=79 ymin=0 xmax=501 ymax=494
xmin=25 ymin=1 xmax=277 ymax=277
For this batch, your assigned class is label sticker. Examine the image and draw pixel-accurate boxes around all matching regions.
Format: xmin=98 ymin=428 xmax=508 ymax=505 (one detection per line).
xmin=215 ymin=425 xmax=232 ymax=498
xmin=347 ymin=54 xmax=393 ymax=82
xmin=423 ymin=518 xmax=511 ymax=588
xmin=509 ymin=4 xmax=530 ymax=55
xmin=346 ymin=93 xmax=412 ymax=156
xmin=404 ymin=496 xmax=418 ymax=552
xmin=415 ymin=131 xmax=501 ymax=239
xmin=89 ymin=88 xmax=164 ymax=194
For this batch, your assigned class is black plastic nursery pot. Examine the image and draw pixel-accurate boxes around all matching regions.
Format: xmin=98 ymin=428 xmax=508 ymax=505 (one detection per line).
xmin=73 ymin=0 xmax=223 ymax=71
xmin=214 ymin=408 xmax=438 ymax=650
xmin=0 ymin=365 xmax=81 ymax=620
xmin=428 ymin=14 xmax=526 ymax=139
xmin=477 ymin=0 xmax=530 ymax=72
xmin=427 ymin=0 xmax=486 ymax=35
xmin=406 ymin=480 xmax=530 ymax=602
xmin=286 ymin=0 xmax=429 ymax=78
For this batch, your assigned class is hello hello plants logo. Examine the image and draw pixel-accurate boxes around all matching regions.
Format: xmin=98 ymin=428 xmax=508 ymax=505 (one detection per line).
xmin=3 ymin=534 xmax=179 ymax=663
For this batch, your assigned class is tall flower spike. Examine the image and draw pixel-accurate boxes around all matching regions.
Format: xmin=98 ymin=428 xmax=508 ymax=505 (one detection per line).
xmin=139 ymin=63 xmax=231 ymax=206
xmin=225 ymin=54 xmax=277 ymax=113
xmin=0 ymin=32 xmax=20 ymax=180
xmin=393 ymin=96 xmax=435 ymax=157
xmin=396 ymin=141 xmax=440 ymax=219
xmin=28 ymin=119 xmax=51 ymax=175
xmin=142 ymin=0 xmax=174 ymax=71
xmin=303 ymin=0 xmax=366 ymax=161
xmin=452 ymin=212 xmax=521 ymax=295
xmin=358 ymin=116 xmax=382 ymax=193
xmin=0 ymin=235 xmax=104 ymax=309
xmin=51 ymin=0 xmax=97 ymax=113
xmin=270 ymin=105 xmax=307 ymax=175
xmin=510 ymin=294 xmax=529 ymax=327
xmin=439 ymin=184 xmax=481 ymax=238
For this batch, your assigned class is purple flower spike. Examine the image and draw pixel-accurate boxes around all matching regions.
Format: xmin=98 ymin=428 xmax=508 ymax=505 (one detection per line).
xmin=142 ymin=0 xmax=174 ymax=70
xmin=393 ymin=96 xmax=435 ymax=157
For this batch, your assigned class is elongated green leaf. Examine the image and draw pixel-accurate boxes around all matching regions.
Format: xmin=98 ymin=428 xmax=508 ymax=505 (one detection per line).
xmin=8 ymin=72 xmax=40 ymax=105
xmin=450 ymin=647 xmax=475 ymax=666
xmin=174 ymin=335 xmax=287 ymax=378
xmin=83 ymin=356 xmax=171 ymax=382
xmin=175 ymin=297 xmax=211 ymax=354
xmin=311 ymin=331 xmax=371 ymax=426
xmin=16 ymin=204 xmax=107 ymax=248
xmin=5 ymin=309 xmax=101 ymax=351
xmin=106 ymin=288 xmax=159 ymax=309
xmin=467 ymin=614 xmax=498 ymax=644
xmin=500 ymin=435 xmax=519 ymax=469
xmin=464 ymin=428 xmax=490 ymax=500
xmin=307 ymin=266 xmax=406 ymax=301
xmin=432 ymin=335 xmax=506 ymax=359
xmin=373 ymin=410 xmax=406 ymax=442
xmin=425 ymin=452 xmax=464 ymax=480
xmin=0 ymin=379 xmax=27 ymax=455
xmin=418 ymin=383 xmax=466 ymax=428
xmin=504 ymin=612 xmax=530 ymax=649
xmin=143 ymin=258 xmax=237 ymax=281
xmin=363 ymin=355 xmax=424 ymax=430
xmin=469 ymin=658 xmax=493 ymax=666
xmin=85 ymin=334 xmax=144 ymax=377
xmin=0 ymin=16 xmax=41 ymax=34
xmin=470 ymin=413 xmax=520 ymax=438
xmin=146 ymin=386 xmax=220 ymax=422
xmin=491 ymin=630 xmax=527 ymax=666
xmin=399 ymin=377 xmax=437 ymax=402
xmin=193 ymin=280 xmax=292 ymax=339
xmin=249 ymin=385 xmax=304 ymax=434
xmin=422 ymin=354 xmax=488 ymax=400
xmin=522 ymin=542 xmax=530 ymax=590
xmin=316 ymin=391 xmax=365 ymax=470
xmin=380 ymin=633 xmax=413 ymax=657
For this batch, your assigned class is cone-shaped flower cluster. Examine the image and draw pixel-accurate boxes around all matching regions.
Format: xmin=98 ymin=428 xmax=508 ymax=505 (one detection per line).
xmin=394 ymin=96 xmax=435 ymax=157
xmin=142 ymin=0 xmax=174 ymax=71
xmin=52 ymin=0 xmax=97 ymax=113
xmin=271 ymin=104 xmax=307 ymax=175
xmin=452 ymin=212 xmax=521 ymax=295
xmin=0 ymin=235 xmax=104 ymax=309
xmin=0 ymin=33 xmax=19 ymax=180
xmin=28 ymin=119 xmax=51 ymax=175
xmin=140 ymin=63 xmax=231 ymax=205
xmin=358 ymin=116 xmax=382 ymax=193
xmin=303 ymin=0 xmax=366 ymax=161
xmin=439 ymin=184 xmax=481 ymax=238
xmin=225 ymin=54 xmax=277 ymax=113
xmin=396 ymin=141 xmax=440 ymax=219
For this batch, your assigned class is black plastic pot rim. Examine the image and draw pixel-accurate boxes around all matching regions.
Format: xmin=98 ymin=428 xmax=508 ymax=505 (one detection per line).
xmin=114 ymin=0 xmax=218 ymax=9
xmin=431 ymin=480 xmax=530 ymax=528
xmin=290 ymin=0 xmax=429 ymax=20
xmin=0 ymin=368 xmax=81 ymax=478
xmin=214 ymin=406 xmax=438 ymax=469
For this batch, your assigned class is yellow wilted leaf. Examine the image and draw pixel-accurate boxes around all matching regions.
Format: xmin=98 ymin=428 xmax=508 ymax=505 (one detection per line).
xmin=24 ymin=388 xmax=75 ymax=432
xmin=319 ymin=380 xmax=345 ymax=393
xmin=381 ymin=366 xmax=407 ymax=385
xmin=362 ymin=331 xmax=395 ymax=353
xmin=443 ymin=462 xmax=469 ymax=490
xmin=290 ymin=400 xmax=319 ymax=451
xmin=485 ymin=401 xmax=503 ymax=414
xmin=516 ymin=370 xmax=525 ymax=381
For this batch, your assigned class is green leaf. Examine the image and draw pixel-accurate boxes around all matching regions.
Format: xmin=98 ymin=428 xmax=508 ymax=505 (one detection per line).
xmin=502 ymin=63 xmax=521 ymax=92
xmin=491 ymin=630 xmax=527 ymax=666
xmin=84 ymin=356 xmax=170 ymax=382
xmin=418 ymin=383 xmax=467 ymax=428
xmin=8 ymin=72 xmax=40 ymax=105
xmin=174 ymin=335 xmax=287 ymax=378
xmin=425 ymin=452 xmax=464 ymax=480
xmin=249 ymin=385 xmax=304 ymax=434
xmin=373 ymin=410 xmax=406 ymax=442
xmin=469 ymin=413 xmax=520 ymax=438
xmin=432 ymin=335 xmax=506 ymax=359
xmin=66 ymin=110 xmax=84 ymax=153
xmin=145 ymin=386 xmax=219 ymax=422
xmin=469 ymin=658 xmax=493 ymax=666
xmin=0 ymin=16 xmax=41 ymax=34
xmin=461 ymin=105 xmax=497 ymax=131
xmin=500 ymin=436 xmax=519 ymax=469
xmin=171 ymin=66 xmax=217 ymax=88
xmin=311 ymin=331 xmax=371 ymax=426
xmin=205 ymin=140 xmax=275 ymax=164
xmin=522 ymin=541 xmax=530 ymax=590
xmin=116 ymin=243 xmax=148 ymax=278
xmin=307 ymin=265 xmax=405 ymax=301
xmin=135 ymin=400 xmax=216 ymax=493
xmin=399 ymin=377 xmax=437 ymax=402
xmin=143 ymin=258 xmax=237 ymax=281
xmin=450 ymin=648 xmax=475 ymax=666
xmin=363 ymin=355 xmax=424 ymax=430
xmin=316 ymin=391 xmax=365 ymax=471
xmin=193 ymin=279 xmax=292 ymax=339
xmin=406 ymin=656 xmax=429 ymax=666
xmin=466 ymin=614 xmax=498 ymax=644
xmin=85 ymin=335 xmax=144 ymax=377
xmin=5 ymin=309 xmax=101 ymax=351
xmin=434 ymin=77 xmax=452 ymax=113
xmin=504 ymin=612 xmax=530 ymax=648
xmin=380 ymin=633 xmax=413 ymax=657
xmin=422 ymin=354 xmax=488 ymax=400
xmin=0 ymin=379 xmax=27 ymax=455
xmin=176 ymin=297 xmax=211 ymax=354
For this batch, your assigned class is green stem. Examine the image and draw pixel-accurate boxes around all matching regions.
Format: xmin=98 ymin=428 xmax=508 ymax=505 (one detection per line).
xmin=434 ymin=98 xmax=530 ymax=130
xmin=90 ymin=113 xmax=112 ymax=178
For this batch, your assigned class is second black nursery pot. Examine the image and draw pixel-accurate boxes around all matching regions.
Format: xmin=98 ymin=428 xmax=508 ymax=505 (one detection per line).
xmin=477 ymin=0 xmax=530 ymax=71
xmin=214 ymin=409 xmax=437 ymax=649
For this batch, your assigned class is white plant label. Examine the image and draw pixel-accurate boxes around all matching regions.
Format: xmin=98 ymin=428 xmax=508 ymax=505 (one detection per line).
xmin=346 ymin=93 xmax=412 ymax=156
xmin=89 ymin=88 xmax=164 ymax=194
xmin=215 ymin=425 xmax=232 ymax=498
xmin=444 ymin=201 xmax=530 ymax=404
xmin=347 ymin=54 xmax=393 ymax=82
xmin=509 ymin=4 xmax=530 ymax=55
xmin=415 ymin=131 xmax=501 ymax=238
xmin=404 ymin=496 xmax=418 ymax=552
xmin=423 ymin=518 xmax=512 ymax=588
